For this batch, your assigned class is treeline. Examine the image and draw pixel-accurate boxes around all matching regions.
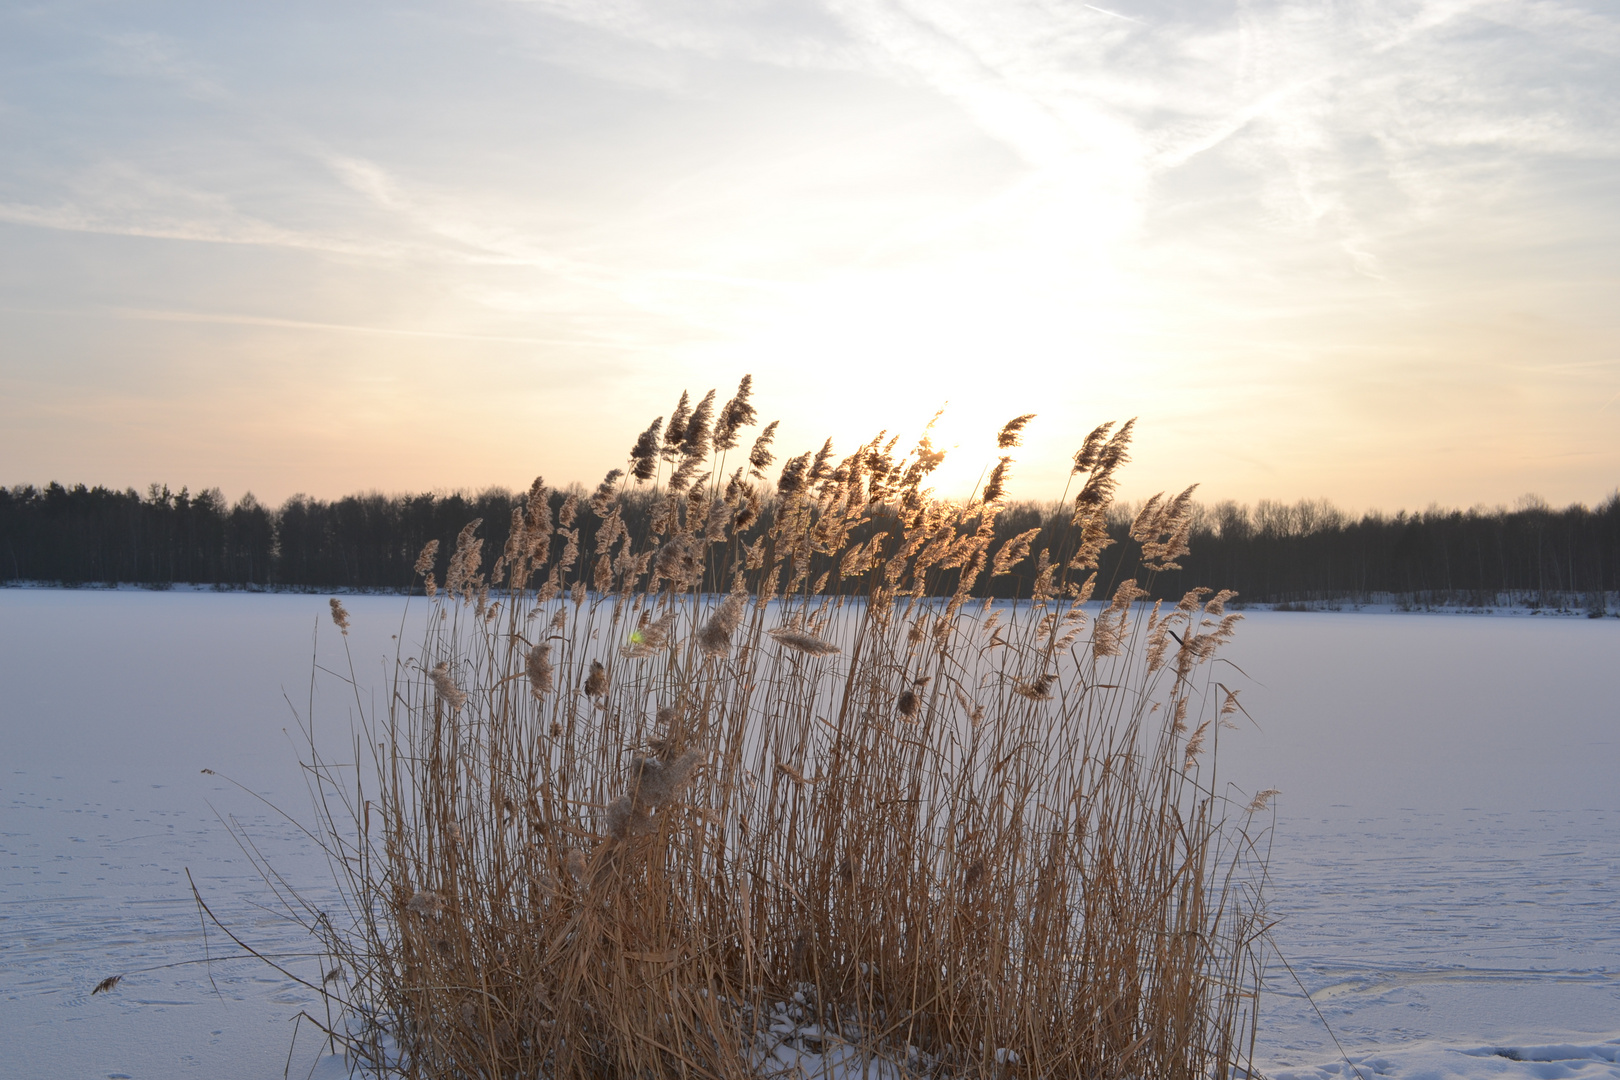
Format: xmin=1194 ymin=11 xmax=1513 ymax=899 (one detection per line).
xmin=1004 ymin=495 xmax=1620 ymax=611
xmin=2 ymin=481 xmax=1616 ymax=609
xmin=0 ymin=483 xmax=534 ymax=591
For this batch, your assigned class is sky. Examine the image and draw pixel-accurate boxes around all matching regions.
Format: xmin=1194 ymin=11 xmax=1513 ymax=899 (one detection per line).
xmin=2 ymin=0 xmax=1617 ymax=512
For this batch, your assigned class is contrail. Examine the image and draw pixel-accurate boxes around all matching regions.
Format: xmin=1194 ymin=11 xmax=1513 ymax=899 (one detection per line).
xmin=1084 ymin=4 xmax=1142 ymax=23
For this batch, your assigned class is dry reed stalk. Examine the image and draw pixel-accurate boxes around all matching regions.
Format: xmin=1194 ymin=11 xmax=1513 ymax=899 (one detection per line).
xmin=265 ymin=381 xmax=1270 ymax=1080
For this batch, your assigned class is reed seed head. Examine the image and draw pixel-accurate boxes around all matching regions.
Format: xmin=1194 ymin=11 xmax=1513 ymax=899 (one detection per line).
xmin=698 ymin=589 xmax=746 ymax=658
xmin=992 ymin=527 xmax=1040 ymax=576
xmin=629 ymin=749 xmax=700 ymax=807
xmin=526 ymin=643 xmax=554 ymax=698
xmin=429 ymin=662 xmax=467 ymax=711
xmin=589 ymin=469 xmax=623 ymax=516
xmin=775 ymin=761 xmax=815 ymax=785
xmin=777 ymin=452 xmax=810 ymax=498
xmin=767 ymin=627 xmax=839 ymax=656
xmin=524 ymin=480 xmax=552 ymax=559
xmin=662 ymin=391 xmax=691 ymax=460
xmin=1184 ymin=719 xmax=1211 ymax=769
xmin=653 ymin=534 xmax=703 ymax=591
xmin=445 ymin=519 xmax=485 ymax=599
xmin=748 ymin=420 xmax=779 ymax=478
xmin=810 ymin=438 xmax=835 ymax=483
xmin=982 ymin=457 xmax=1011 ymax=505
xmin=1012 ymin=673 xmax=1055 ymax=701
xmin=713 ymin=374 xmax=757 ymax=452
xmin=413 ymin=539 xmax=439 ymax=576
xmin=621 ymin=609 xmax=677 ymax=659
xmin=584 ymin=659 xmax=607 ymax=698
xmin=962 ymin=859 xmax=986 ymax=890
xmin=997 ymin=413 xmax=1036 ymax=448
xmin=1031 ymin=549 xmax=1055 ymax=603
xmin=605 ymin=795 xmax=650 ymax=839
xmin=682 ymin=389 xmax=716 ymax=460
xmin=668 ymin=456 xmax=704 ymax=494
xmin=406 ymin=890 xmax=446 ymax=919
xmin=629 ymin=418 xmax=663 ymax=480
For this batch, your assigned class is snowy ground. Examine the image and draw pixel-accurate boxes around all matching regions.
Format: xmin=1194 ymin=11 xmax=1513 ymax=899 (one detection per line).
xmin=2 ymin=589 xmax=1616 ymax=1079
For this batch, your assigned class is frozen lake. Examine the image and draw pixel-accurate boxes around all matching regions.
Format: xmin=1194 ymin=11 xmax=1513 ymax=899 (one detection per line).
xmin=2 ymin=589 xmax=1617 ymax=1079
xmin=1217 ymin=610 xmax=1620 ymax=1077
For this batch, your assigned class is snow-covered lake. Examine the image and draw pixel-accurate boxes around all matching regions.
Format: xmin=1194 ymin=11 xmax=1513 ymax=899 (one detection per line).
xmin=3 ymin=590 xmax=1616 ymax=1079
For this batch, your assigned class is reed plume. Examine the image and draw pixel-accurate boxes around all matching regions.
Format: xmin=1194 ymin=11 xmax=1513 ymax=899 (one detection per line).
xmin=697 ymin=586 xmax=746 ymax=658
xmin=525 ymin=643 xmax=553 ymax=698
xmin=713 ymin=374 xmax=757 ymax=452
xmin=629 ymin=418 xmax=663 ymax=481
xmin=747 ymin=420 xmax=779 ymax=479
xmin=427 ymin=661 xmax=466 ymax=711
xmin=413 ymin=539 xmax=439 ymax=575
xmin=996 ymin=412 xmax=1036 ymax=448
xmin=661 ymin=391 xmax=691 ymax=461
xmin=682 ymin=389 xmax=716 ymax=460
xmin=766 ymin=626 xmax=840 ymax=656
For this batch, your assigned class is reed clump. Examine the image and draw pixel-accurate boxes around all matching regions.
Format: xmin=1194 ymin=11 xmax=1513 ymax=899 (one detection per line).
xmin=293 ymin=379 xmax=1271 ymax=1080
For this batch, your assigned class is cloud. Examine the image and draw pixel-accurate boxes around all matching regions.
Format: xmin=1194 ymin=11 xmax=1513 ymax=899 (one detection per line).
xmin=513 ymin=0 xmax=1620 ymax=279
xmin=0 ymin=196 xmax=385 ymax=259
xmin=506 ymin=0 xmax=861 ymax=71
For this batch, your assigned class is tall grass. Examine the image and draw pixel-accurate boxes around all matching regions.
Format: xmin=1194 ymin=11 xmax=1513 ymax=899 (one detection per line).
xmin=290 ymin=384 xmax=1271 ymax=1080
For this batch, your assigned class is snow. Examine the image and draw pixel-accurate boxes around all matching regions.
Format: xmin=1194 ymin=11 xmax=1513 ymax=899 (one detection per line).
xmin=1219 ymin=613 xmax=1620 ymax=1079
xmin=2 ymin=590 xmax=1617 ymax=1079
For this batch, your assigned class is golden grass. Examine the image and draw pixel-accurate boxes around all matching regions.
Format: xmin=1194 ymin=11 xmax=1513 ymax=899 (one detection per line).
xmin=287 ymin=381 xmax=1271 ymax=1079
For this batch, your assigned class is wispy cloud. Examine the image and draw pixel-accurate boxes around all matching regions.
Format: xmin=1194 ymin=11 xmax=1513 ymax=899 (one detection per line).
xmin=507 ymin=0 xmax=862 ymax=69
xmin=98 ymin=306 xmax=630 ymax=348
xmin=0 ymin=194 xmax=395 ymax=261
xmin=513 ymin=0 xmax=1620 ymax=275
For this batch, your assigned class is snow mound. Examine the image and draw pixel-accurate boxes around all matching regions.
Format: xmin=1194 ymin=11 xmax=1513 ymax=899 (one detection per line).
xmin=1270 ymin=1039 xmax=1620 ymax=1080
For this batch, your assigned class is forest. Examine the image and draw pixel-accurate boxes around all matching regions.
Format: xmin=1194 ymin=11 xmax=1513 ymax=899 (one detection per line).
xmin=2 ymin=479 xmax=1615 ymax=611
